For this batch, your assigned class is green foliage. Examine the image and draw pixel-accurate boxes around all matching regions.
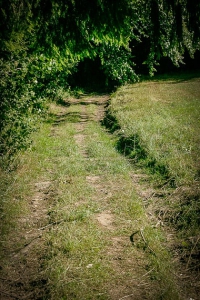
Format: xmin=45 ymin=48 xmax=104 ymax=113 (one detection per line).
xmin=99 ymin=45 xmax=139 ymax=85
xmin=1 ymin=0 xmax=200 ymax=162
xmin=132 ymin=0 xmax=200 ymax=75
xmin=0 ymin=55 xmax=42 ymax=159
xmin=0 ymin=50 xmax=77 ymax=160
xmin=0 ymin=0 xmax=34 ymax=56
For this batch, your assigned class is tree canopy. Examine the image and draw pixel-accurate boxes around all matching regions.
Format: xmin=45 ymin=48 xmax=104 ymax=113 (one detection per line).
xmin=1 ymin=0 xmax=200 ymax=64
xmin=0 ymin=0 xmax=200 ymax=159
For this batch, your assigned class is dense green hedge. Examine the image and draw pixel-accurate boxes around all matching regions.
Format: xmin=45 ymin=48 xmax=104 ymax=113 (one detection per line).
xmin=0 ymin=52 xmax=77 ymax=161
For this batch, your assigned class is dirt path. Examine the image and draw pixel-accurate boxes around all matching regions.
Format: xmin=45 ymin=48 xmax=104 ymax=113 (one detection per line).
xmin=70 ymin=95 xmax=153 ymax=299
xmin=1 ymin=94 xmax=199 ymax=299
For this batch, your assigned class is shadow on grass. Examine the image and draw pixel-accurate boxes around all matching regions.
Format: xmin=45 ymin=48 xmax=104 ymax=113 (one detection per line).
xmin=55 ymin=98 xmax=71 ymax=107
xmin=140 ymin=70 xmax=200 ymax=84
xmin=46 ymin=112 xmax=82 ymax=125
xmin=102 ymin=108 xmax=175 ymax=186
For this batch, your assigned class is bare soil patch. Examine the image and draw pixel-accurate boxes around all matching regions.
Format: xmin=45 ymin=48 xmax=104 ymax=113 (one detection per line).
xmin=96 ymin=211 xmax=114 ymax=229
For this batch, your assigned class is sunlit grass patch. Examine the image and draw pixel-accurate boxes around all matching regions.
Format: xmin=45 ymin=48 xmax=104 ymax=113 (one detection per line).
xmin=106 ymin=76 xmax=200 ymax=278
xmin=0 ymin=122 xmax=56 ymax=258
xmin=109 ymin=78 xmax=200 ymax=185
xmin=84 ymin=120 xmax=132 ymax=175
xmin=45 ymin=219 xmax=111 ymax=300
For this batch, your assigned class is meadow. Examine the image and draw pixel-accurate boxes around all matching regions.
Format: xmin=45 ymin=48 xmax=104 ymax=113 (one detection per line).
xmin=108 ymin=76 xmax=200 ymax=186
xmin=104 ymin=74 xmax=200 ymax=260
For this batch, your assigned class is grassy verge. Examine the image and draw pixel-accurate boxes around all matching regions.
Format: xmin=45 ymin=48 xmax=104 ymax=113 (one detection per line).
xmin=103 ymin=74 xmax=200 ymax=272
xmin=105 ymin=78 xmax=200 ymax=185
xmin=0 ymin=120 xmax=60 ymax=299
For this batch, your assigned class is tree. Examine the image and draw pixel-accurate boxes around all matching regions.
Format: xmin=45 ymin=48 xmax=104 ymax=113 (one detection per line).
xmin=0 ymin=0 xmax=200 ymax=160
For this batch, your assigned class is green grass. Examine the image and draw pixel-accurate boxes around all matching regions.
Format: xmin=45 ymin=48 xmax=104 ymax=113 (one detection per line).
xmin=0 ymin=120 xmax=56 ymax=239
xmin=40 ymin=101 xmax=181 ymax=299
xmin=2 ymin=91 xmax=196 ymax=299
xmin=82 ymin=116 xmax=180 ymax=299
xmin=104 ymin=75 xmax=200 ymax=274
xmin=108 ymin=77 xmax=200 ymax=185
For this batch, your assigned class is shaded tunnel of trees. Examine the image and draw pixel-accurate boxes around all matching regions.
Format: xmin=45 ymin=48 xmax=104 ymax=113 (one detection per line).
xmin=71 ymin=49 xmax=200 ymax=90
xmin=69 ymin=57 xmax=108 ymax=91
